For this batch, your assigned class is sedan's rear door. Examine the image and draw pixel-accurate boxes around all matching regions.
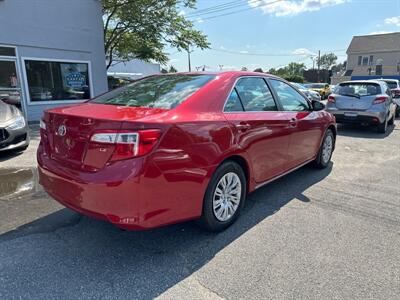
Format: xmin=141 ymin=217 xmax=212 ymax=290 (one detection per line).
xmin=223 ymin=77 xmax=291 ymax=184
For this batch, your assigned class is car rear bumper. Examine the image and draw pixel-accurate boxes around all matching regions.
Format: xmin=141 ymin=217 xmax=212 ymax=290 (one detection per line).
xmin=327 ymin=110 xmax=386 ymax=124
xmin=37 ymin=143 xmax=206 ymax=230
xmin=0 ymin=126 xmax=29 ymax=152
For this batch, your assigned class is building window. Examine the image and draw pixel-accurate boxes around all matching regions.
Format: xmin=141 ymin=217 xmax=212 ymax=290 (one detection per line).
xmin=24 ymin=60 xmax=91 ymax=102
xmin=369 ymin=55 xmax=374 ymax=65
xmin=0 ymin=46 xmax=16 ymax=57
xmin=362 ymin=57 xmax=369 ymax=66
xmin=376 ymin=64 xmax=382 ymax=75
xmin=358 ymin=56 xmax=362 ymax=65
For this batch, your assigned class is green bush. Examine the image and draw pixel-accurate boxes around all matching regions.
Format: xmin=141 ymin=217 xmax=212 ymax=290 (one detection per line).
xmin=282 ymin=74 xmax=304 ymax=83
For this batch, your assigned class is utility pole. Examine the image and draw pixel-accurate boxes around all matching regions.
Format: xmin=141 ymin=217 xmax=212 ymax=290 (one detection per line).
xmin=187 ymin=45 xmax=193 ymax=72
xmin=317 ymin=50 xmax=321 ymax=82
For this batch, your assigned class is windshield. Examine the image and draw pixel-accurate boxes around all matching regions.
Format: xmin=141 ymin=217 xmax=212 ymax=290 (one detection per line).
xmin=305 ymin=83 xmax=326 ymax=89
xmin=92 ymin=74 xmax=216 ymax=109
xmin=337 ymin=83 xmax=381 ymax=97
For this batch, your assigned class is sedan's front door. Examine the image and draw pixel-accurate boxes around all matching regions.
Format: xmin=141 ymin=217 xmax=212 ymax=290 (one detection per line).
xmin=268 ymin=79 xmax=324 ymax=169
xmin=223 ymin=77 xmax=291 ymax=184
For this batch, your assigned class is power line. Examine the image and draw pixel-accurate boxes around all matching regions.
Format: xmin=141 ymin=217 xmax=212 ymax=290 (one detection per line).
xmin=187 ymin=0 xmax=284 ymax=21
xmin=186 ymin=0 xmax=261 ymax=18
xmin=209 ymin=47 xmax=347 ymax=57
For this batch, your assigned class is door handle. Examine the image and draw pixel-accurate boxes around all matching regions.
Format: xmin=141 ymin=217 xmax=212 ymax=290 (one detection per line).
xmin=236 ymin=123 xmax=251 ymax=131
xmin=289 ymin=118 xmax=297 ymax=128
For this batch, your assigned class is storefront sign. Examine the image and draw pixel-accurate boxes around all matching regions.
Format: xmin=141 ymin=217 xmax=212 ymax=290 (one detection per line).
xmin=65 ymin=72 xmax=86 ymax=88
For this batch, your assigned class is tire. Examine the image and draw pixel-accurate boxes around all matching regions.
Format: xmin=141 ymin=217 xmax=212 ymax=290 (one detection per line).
xmin=396 ymin=106 xmax=400 ymax=118
xmin=199 ymin=161 xmax=247 ymax=232
xmin=388 ymin=113 xmax=394 ymax=125
xmin=15 ymin=145 xmax=28 ymax=152
xmin=314 ymin=129 xmax=334 ymax=169
xmin=377 ymin=117 xmax=387 ymax=133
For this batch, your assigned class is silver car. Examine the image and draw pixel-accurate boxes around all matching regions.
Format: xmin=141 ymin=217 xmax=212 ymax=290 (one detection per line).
xmin=0 ymin=100 xmax=29 ymax=152
xmin=290 ymin=82 xmax=322 ymax=102
xmin=326 ymin=80 xmax=397 ymax=133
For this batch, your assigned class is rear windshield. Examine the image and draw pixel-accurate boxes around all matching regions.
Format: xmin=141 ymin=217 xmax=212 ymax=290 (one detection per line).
xmin=383 ymin=81 xmax=398 ymax=89
xmin=337 ymin=83 xmax=381 ymax=97
xmin=92 ymin=74 xmax=215 ymax=109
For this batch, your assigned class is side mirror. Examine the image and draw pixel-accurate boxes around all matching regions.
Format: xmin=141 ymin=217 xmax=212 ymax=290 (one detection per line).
xmin=312 ymin=100 xmax=325 ymax=111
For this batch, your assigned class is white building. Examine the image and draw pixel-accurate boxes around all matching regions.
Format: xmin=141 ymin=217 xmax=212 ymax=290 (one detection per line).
xmin=0 ymin=0 xmax=108 ymax=122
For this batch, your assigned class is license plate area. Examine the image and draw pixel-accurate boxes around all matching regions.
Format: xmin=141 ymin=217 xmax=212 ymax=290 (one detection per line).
xmin=344 ymin=112 xmax=358 ymax=117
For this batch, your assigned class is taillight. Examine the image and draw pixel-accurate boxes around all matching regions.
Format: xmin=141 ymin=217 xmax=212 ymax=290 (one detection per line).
xmin=373 ymin=96 xmax=388 ymax=104
xmin=328 ymin=95 xmax=335 ymax=103
xmin=90 ymin=129 xmax=161 ymax=161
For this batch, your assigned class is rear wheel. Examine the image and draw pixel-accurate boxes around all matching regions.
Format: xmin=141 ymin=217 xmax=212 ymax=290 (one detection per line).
xmin=377 ymin=117 xmax=388 ymax=133
xmin=314 ymin=129 xmax=334 ymax=169
xmin=199 ymin=161 xmax=246 ymax=232
xmin=388 ymin=113 xmax=395 ymax=125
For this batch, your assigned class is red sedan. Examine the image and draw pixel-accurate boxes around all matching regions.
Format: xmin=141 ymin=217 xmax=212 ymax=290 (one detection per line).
xmin=37 ymin=72 xmax=336 ymax=231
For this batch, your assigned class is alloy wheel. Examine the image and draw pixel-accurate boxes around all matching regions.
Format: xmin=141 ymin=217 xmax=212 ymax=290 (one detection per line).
xmin=213 ymin=172 xmax=242 ymax=222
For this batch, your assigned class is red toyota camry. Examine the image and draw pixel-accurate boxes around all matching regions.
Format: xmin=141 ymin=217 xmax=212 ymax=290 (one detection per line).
xmin=38 ymin=72 xmax=336 ymax=231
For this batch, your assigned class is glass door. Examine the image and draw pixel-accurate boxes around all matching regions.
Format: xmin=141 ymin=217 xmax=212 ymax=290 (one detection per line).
xmin=0 ymin=59 xmax=22 ymax=109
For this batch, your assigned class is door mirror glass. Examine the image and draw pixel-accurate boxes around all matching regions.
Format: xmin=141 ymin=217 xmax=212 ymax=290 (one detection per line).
xmin=312 ymin=100 xmax=325 ymax=111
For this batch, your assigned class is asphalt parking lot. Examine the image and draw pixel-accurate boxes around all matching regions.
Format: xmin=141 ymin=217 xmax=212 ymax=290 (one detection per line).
xmin=0 ymin=121 xmax=399 ymax=299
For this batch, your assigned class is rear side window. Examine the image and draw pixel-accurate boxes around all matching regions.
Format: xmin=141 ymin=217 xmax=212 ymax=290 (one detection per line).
xmin=92 ymin=74 xmax=215 ymax=109
xmin=337 ymin=83 xmax=381 ymax=97
xmin=233 ymin=77 xmax=278 ymax=111
xmin=225 ymin=89 xmax=244 ymax=112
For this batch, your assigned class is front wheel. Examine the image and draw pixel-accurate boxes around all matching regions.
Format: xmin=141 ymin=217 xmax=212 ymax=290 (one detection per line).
xmin=314 ymin=129 xmax=334 ymax=168
xmin=199 ymin=161 xmax=247 ymax=232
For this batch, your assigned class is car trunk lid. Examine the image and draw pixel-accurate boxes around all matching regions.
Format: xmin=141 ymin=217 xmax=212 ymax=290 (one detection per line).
xmin=334 ymin=94 xmax=376 ymax=111
xmin=42 ymin=103 xmax=168 ymax=170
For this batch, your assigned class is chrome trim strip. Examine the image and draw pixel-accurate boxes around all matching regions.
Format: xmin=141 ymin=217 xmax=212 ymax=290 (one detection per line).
xmin=254 ymin=158 xmax=315 ymax=190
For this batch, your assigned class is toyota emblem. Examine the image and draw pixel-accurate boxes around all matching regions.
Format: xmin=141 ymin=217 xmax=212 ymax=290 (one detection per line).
xmin=57 ymin=125 xmax=67 ymax=136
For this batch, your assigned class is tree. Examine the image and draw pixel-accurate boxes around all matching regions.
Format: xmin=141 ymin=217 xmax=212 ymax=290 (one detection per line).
xmin=160 ymin=68 xmax=168 ymax=74
xmin=102 ymin=0 xmax=210 ymax=69
xmin=253 ymin=68 xmax=264 ymax=73
xmin=169 ymin=65 xmax=178 ymax=73
xmin=241 ymin=67 xmax=248 ymax=71
xmin=286 ymin=62 xmax=306 ymax=76
xmin=317 ymin=53 xmax=338 ymax=69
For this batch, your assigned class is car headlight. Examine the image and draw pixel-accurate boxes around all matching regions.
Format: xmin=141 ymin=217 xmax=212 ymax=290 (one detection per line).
xmin=6 ymin=116 xmax=26 ymax=130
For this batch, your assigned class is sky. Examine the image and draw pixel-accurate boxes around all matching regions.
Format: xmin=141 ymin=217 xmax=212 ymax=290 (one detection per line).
xmin=165 ymin=0 xmax=400 ymax=72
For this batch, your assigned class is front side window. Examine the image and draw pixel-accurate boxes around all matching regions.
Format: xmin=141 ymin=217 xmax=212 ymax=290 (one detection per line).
xmin=93 ymin=74 xmax=215 ymax=109
xmin=25 ymin=60 xmax=91 ymax=102
xmin=269 ymin=79 xmax=310 ymax=112
xmin=234 ymin=77 xmax=277 ymax=111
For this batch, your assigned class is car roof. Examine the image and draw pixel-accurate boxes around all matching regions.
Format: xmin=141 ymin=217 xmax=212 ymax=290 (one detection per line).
xmin=339 ymin=80 xmax=383 ymax=85
xmin=158 ymin=71 xmax=281 ymax=79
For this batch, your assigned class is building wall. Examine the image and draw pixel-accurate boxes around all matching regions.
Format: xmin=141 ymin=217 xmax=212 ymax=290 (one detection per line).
xmin=347 ymin=51 xmax=400 ymax=76
xmin=0 ymin=0 xmax=108 ymax=121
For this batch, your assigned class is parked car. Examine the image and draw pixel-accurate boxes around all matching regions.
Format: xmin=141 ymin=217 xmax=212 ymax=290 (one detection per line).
xmin=290 ymin=82 xmax=322 ymax=102
xmin=304 ymin=83 xmax=331 ymax=99
xmin=38 ymin=72 xmax=336 ymax=231
xmin=0 ymin=90 xmax=21 ymax=107
xmin=0 ymin=100 xmax=29 ymax=152
xmin=326 ymin=80 xmax=396 ymax=133
xmin=376 ymin=79 xmax=400 ymax=117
